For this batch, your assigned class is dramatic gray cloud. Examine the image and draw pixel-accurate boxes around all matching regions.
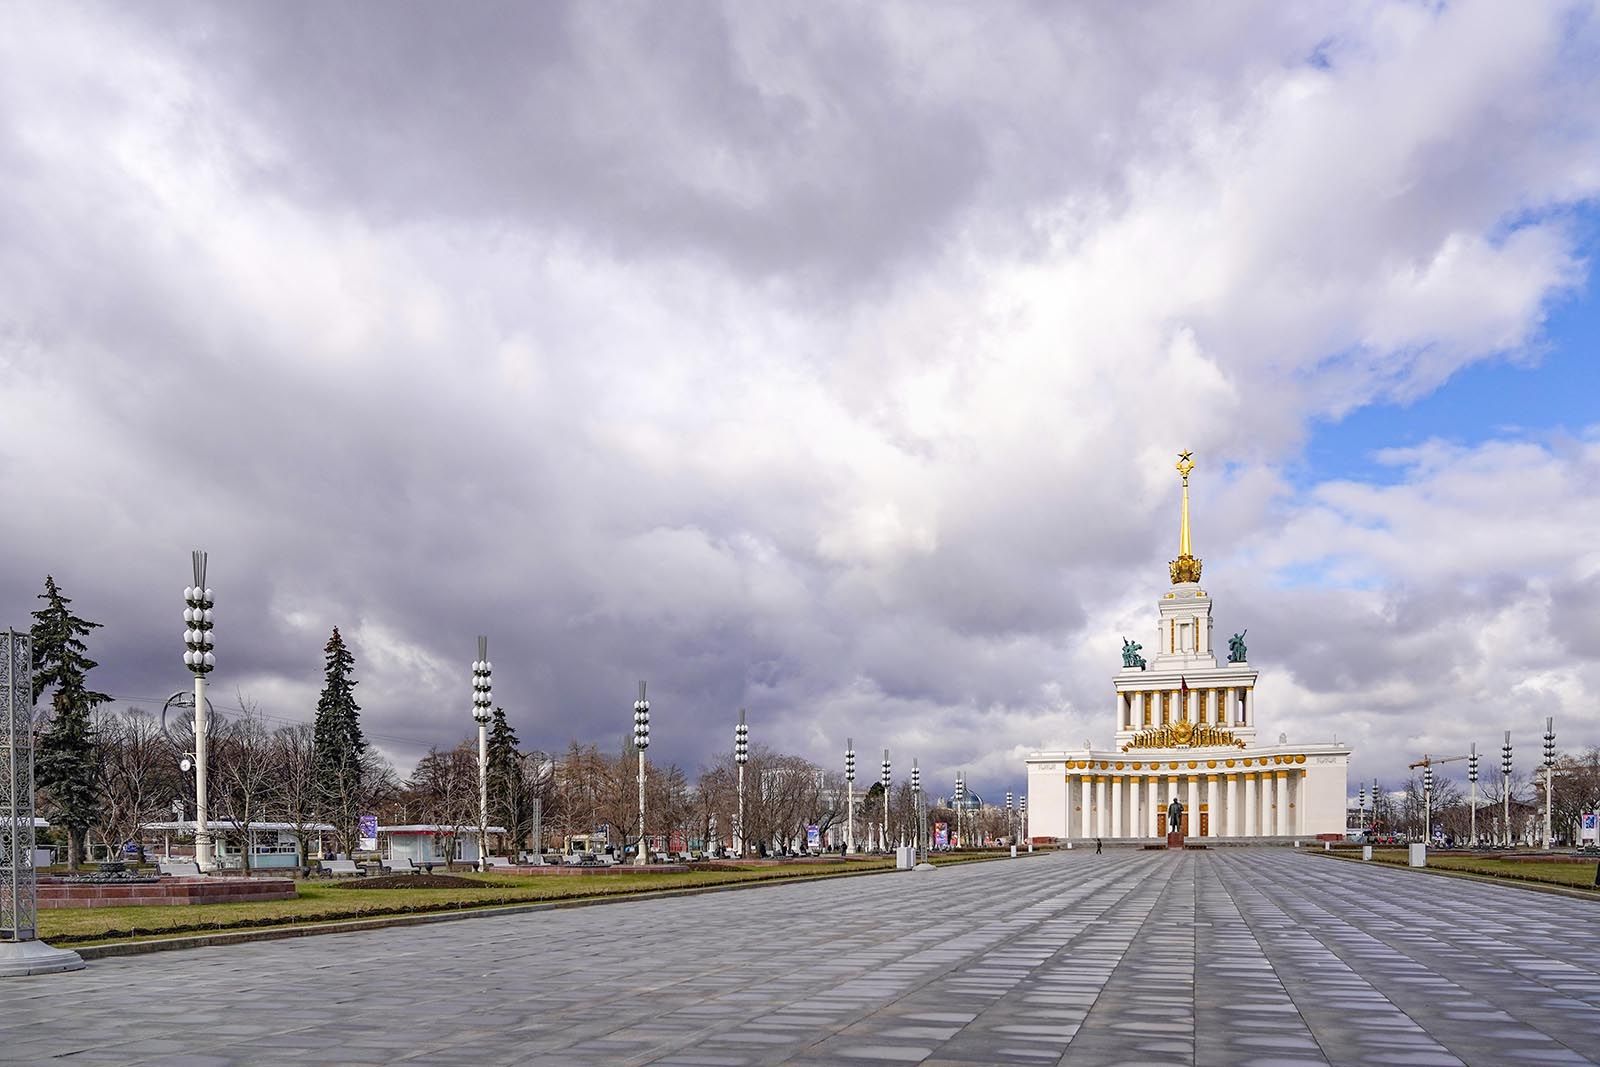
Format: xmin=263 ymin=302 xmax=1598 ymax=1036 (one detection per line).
xmin=2 ymin=1 xmax=1598 ymax=798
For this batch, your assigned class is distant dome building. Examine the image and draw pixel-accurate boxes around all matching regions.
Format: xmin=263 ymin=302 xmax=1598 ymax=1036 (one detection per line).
xmin=1024 ymin=453 xmax=1351 ymax=842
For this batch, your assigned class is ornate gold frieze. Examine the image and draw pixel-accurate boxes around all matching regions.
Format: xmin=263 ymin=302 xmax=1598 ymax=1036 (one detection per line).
xmin=1120 ymin=721 xmax=1248 ymax=751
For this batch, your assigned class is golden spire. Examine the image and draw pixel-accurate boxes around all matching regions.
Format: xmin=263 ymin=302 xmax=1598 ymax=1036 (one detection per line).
xmin=1169 ymin=450 xmax=1203 ymax=584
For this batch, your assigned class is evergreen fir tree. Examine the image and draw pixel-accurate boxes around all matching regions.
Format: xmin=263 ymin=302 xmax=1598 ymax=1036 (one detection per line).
xmin=486 ymin=705 xmax=520 ymax=839
xmin=30 ymin=575 xmax=111 ymax=870
xmin=312 ymin=627 xmax=367 ymax=853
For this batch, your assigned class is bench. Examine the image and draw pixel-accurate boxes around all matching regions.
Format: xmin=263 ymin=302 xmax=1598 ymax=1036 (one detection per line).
xmin=158 ymin=859 xmax=204 ymax=878
xmin=319 ymin=859 xmax=364 ymax=878
xmin=380 ymin=857 xmax=418 ymax=873
xmin=484 ymin=856 xmax=513 ymax=869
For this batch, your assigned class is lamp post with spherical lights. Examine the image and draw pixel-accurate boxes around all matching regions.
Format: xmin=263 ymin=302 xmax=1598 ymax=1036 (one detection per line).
xmin=910 ymin=758 xmax=922 ymax=861
xmin=734 ymin=709 xmax=749 ymax=858
xmin=1543 ymin=717 xmax=1556 ymax=851
xmin=1422 ymin=762 xmax=1436 ymax=843
xmin=953 ymin=771 xmax=966 ymax=849
xmin=181 ymin=551 xmax=216 ymax=871
xmin=845 ymin=739 xmax=856 ymax=854
xmin=1005 ymin=791 xmax=1014 ymax=843
xmin=880 ymin=750 xmax=891 ymax=851
xmin=1020 ymin=794 xmax=1028 ymax=849
xmin=471 ymin=637 xmax=493 ymax=871
xmin=1501 ymin=731 xmax=1513 ymax=846
xmin=1467 ymin=744 xmax=1479 ymax=846
xmin=633 ymin=682 xmax=650 ymax=865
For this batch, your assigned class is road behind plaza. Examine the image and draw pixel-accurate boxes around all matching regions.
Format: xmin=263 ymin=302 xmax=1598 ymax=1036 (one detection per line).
xmin=6 ymin=849 xmax=1600 ymax=1066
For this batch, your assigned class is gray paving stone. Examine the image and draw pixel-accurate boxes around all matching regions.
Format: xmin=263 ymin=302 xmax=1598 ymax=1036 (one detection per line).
xmin=9 ymin=850 xmax=1600 ymax=1065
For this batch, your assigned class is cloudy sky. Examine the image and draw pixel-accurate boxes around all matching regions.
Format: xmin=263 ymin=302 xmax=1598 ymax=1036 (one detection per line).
xmin=3 ymin=1 xmax=1598 ymax=801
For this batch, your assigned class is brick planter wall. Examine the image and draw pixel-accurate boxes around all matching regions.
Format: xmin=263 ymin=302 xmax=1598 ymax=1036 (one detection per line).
xmin=37 ymin=876 xmax=297 ymax=909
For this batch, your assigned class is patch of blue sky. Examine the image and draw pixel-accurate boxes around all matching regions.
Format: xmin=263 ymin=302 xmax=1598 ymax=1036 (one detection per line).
xmin=1299 ymin=203 xmax=1600 ymax=487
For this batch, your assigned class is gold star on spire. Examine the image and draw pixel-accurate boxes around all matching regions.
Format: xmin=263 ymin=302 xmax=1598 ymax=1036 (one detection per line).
xmin=1170 ymin=450 xmax=1202 ymax=584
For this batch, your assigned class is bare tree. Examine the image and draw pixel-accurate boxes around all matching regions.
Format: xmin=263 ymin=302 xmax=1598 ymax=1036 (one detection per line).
xmin=409 ymin=742 xmax=477 ymax=870
xmin=210 ymin=701 xmax=275 ymax=873
xmin=94 ymin=707 xmax=181 ymax=863
xmin=271 ymin=723 xmax=322 ymax=873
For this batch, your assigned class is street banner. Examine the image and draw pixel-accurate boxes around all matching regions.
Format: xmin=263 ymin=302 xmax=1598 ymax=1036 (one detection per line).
xmin=934 ymin=821 xmax=949 ymax=849
xmin=806 ymin=824 xmax=820 ymax=849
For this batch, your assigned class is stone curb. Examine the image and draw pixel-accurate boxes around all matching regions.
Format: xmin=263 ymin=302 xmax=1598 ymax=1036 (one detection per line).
xmin=1307 ymin=849 xmax=1600 ymax=903
xmin=72 ymin=853 xmax=1025 ymax=960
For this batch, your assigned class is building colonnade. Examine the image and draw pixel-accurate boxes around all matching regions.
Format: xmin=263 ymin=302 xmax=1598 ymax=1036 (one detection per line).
xmin=1066 ymin=759 xmax=1308 ymax=838
xmin=1116 ymin=686 xmax=1255 ymax=731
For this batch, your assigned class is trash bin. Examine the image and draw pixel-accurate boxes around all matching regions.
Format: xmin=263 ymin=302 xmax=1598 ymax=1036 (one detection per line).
xmin=1408 ymin=843 xmax=1427 ymax=867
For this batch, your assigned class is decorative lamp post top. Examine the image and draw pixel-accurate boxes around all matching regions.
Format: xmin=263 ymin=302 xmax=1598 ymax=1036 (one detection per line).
xmin=633 ymin=680 xmax=650 ymax=751
xmin=471 ymin=635 xmax=493 ymax=725
xmin=182 ymin=549 xmax=215 ymax=676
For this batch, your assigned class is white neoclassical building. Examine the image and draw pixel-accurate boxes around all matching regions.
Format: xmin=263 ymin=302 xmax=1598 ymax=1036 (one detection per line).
xmin=1026 ymin=453 xmax=1350 ymax=843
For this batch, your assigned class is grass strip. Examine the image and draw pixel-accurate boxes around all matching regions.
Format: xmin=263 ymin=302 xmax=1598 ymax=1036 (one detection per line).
xmin=1313 ymin=848 xmax=1600 ymax=892
xmin=42 ymin=849 xmax=1026 ymax=947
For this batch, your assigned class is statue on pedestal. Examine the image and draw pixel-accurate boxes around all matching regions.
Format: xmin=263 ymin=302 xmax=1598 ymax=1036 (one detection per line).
xmin=1167 ymin=796 xmax=1184 ymax=834
xmin=1120 ymin=638 xmax=1146 ymax=670
xmin=1227 ymin=630 xmax=1248 ymax=663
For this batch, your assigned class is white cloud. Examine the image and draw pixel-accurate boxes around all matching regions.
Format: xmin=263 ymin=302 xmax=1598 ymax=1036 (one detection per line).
xmin=1 ymin=1 xmax=1597 ymax=794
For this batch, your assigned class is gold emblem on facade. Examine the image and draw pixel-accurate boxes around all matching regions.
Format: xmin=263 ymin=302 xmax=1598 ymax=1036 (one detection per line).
xmin=1121 ymin=722 xmax=1248 ymax=752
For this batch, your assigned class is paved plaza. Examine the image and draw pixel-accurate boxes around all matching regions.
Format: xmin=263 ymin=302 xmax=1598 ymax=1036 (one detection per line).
xmin=7 ymin=849 xmax=1600 ymax=1066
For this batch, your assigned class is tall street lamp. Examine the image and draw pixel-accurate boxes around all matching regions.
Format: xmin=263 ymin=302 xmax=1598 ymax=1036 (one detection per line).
xmin=845 ymin=739 xmax=856 ymax=854
xmin=1020 ymin=794 xmax=1028 ymax=849
xmin=734 ymin=709 xmax=748 ymax=857
xmin=954 ymin=771 xmax=965 ymax=849
xmin=471 ymin=637 xmax=493 ymax=871
xmin=1543 ymin=717 xmax=1556 ymax=851
xmin=880 ymin=749 xmax=892 ymax=850
xmin=1358 ymin=783 xmax=1367 ymax=837
xmin=1501 ymin=731 xmax=1513 ymax=846
xmin=1467 ymin=744 xmax=1479 ymax=846
xmin=1005 ymin=791 xmax=1014 ymax=843
xmin=181 ymin=551 xmax=216 ymax=871
xmin=1421 ymin=762 xmax=1434 ymax=843
xmin=633 ymin=681 xmax=650 ymax=866
xmin=910 ymin=759 xmax=922 ymax=861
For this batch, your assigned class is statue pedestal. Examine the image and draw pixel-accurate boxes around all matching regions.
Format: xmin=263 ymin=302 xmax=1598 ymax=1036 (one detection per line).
xmin=1167 ymin=832 xmax=1185 ymax=850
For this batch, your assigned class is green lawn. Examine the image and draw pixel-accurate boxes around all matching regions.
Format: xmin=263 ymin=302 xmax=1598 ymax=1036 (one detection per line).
xmin=1338 ymin=849 xmax=1600 ymax=891
xmin=40 ymin=850 xmax=1019 ymax=946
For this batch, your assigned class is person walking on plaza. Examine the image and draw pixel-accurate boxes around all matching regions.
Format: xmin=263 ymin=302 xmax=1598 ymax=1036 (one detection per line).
xmin=1095 ymin=837 xmax=1102 ymax=854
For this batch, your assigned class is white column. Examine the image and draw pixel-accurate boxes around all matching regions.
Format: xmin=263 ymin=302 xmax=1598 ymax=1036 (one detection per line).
xmin=1244 ymin=688 xmax=1255 ymax=727
xmin=1186 ymin=775 xmax=1200 ymax=837
xmin=1244 ymin=774 xmax=1258 ymax=836
xmin=1093 ymin=777 xmax=1106 ymax=837
xmin=1227 ymin=774 xmax=1240 ymax=837
xmin=1080 ymin=775 xmax=1094 ymax=838
xmin=1275 ymin=772 xmax=1290 ymax=836
xmin=1135 ymin=775 xmax=1147 ymax=838
xmin=1111 ymin=777 xmax=1124 ymax=838
xmin=1218 ymin=687 xmax=1230 ymax=725
xmin=1075 ymin=771 xmax=1088 ymax=838
xmin=1205 ymin=776 xmax=1219 ymax=837
xmin=1294 ymin=771 xmax=1305 ymax=836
